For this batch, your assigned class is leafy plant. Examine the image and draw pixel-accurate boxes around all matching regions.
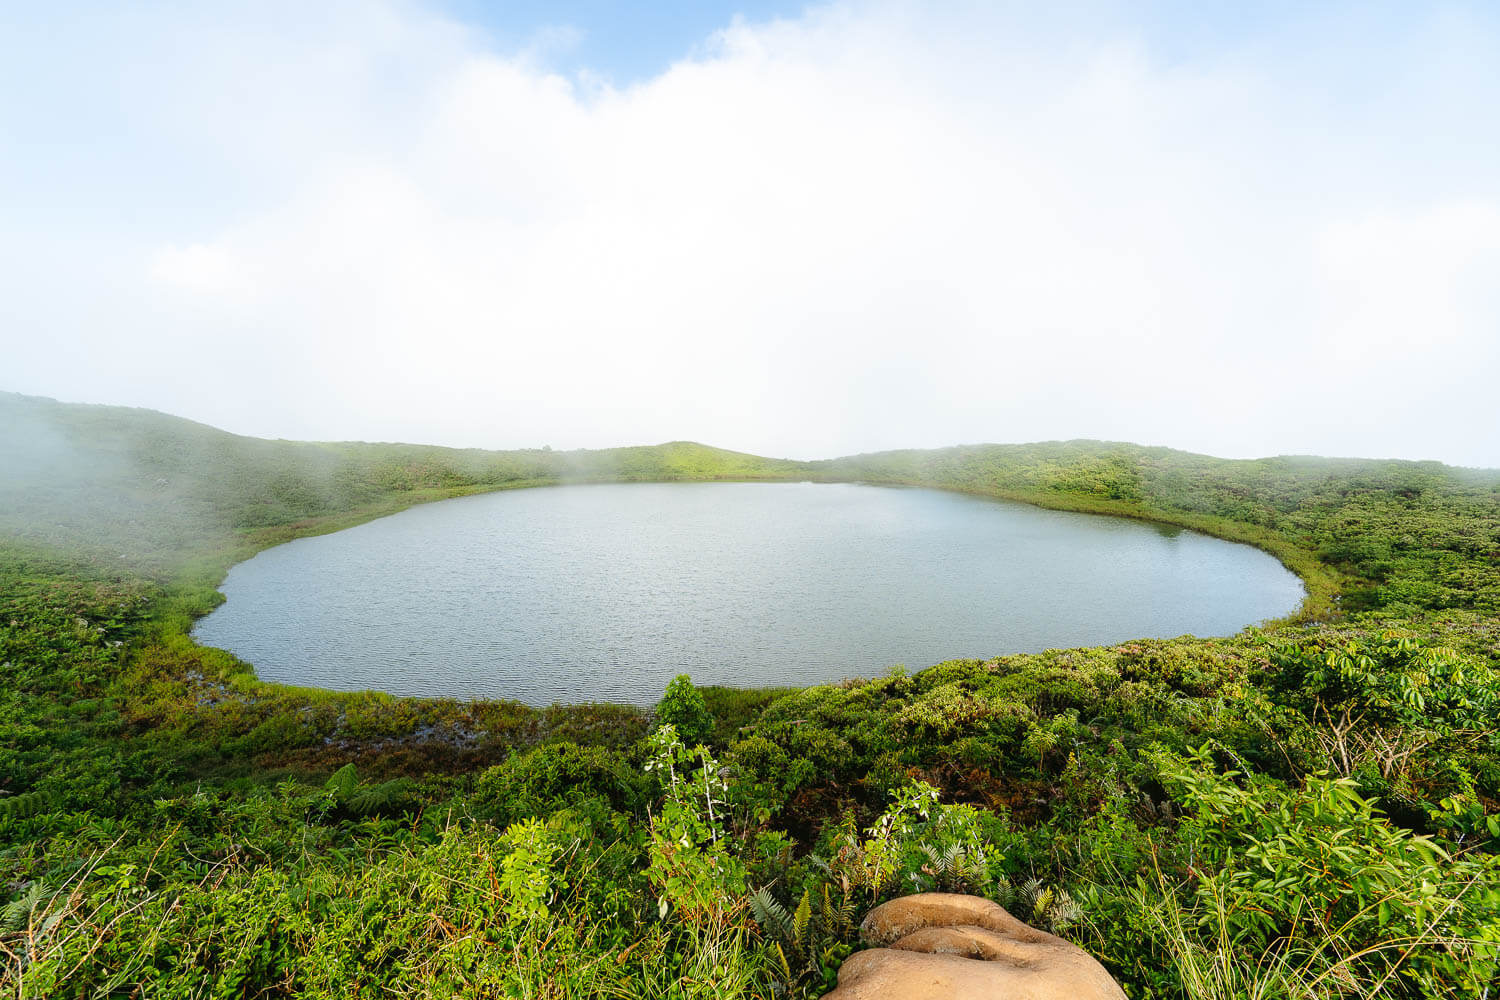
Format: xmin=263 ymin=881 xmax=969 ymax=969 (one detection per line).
xmin=498 ymin=817 xmax=558 ymax=931
xmin=1154 ymin=746 xmax=1500 ymax=995
xmin=643 ymin=725 xmax=746 ymax=924
xmin=471 ymin=741 xmax=648 ymax=825
xmin=321 ymin=763 xmax=410 ymax=818
xmin=750 ymin=882 xmax=856 ymax=993
xmin=1265 ymin=635 xmax=1499 ymax=781
xmin=0 ymin=790 xmax=56 ymax=822
xmin=657 ymin=674 xmax=714 ymax=747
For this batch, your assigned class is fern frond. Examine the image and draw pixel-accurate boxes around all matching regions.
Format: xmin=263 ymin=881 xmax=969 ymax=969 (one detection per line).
xmin=1032 ymin=886 xmax=1055 ymax=925
xmin=345 ymin=779 xmax=408 ymax=817
xmin=954 ymin=853 xmax=975 ymax=889
xmin=749 ymin=886 xmax=793 ymax=940
xmin=0 ymin=790 xmax=56 ymax=821
xmin=1048 ymin=888 xmax=1082 ymax=932
xmin=1019 ymin=876 xmax=1043 ymax=916
xmin=325 ymin=763 xmax=359 ymax=800
xmin=773 ymin=941 xmax=791 ymax=981
xmin=836 ymin=888 xmax=857 ymax=934
xmin=1 ymin=883 xmax=46 ymax=933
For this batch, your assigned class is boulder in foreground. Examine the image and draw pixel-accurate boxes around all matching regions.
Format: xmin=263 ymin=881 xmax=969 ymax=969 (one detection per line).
xmin=826 ymin=892 xmax=1126 ymax=1000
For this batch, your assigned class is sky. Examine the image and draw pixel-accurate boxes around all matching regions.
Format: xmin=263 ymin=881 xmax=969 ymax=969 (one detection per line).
xmin=2 ymin=1 xmax=1498 ymax=466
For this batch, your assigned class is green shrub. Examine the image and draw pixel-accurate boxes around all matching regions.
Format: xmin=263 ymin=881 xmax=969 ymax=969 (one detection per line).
xmin=471 ymin=742 xmax=648 ymax=825
xmin=321 ymin=763 xmax=410 ymax=819
xmin=1156 ymin=747 xmax=1500 ymax=995
xmin=643 ymin=725 xmax=745 ymax=924
xmin=1262 ymin=634 xmax=1500 ymax=820
xmin=656 ymin=674 xmax=713 ymax=746
xmin=724 ymin=734 xmax=797 ymax=822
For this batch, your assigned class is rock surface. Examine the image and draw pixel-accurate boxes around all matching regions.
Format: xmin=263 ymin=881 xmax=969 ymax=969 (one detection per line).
xmin=825 ymin=892 xmax=1126 ymax=1000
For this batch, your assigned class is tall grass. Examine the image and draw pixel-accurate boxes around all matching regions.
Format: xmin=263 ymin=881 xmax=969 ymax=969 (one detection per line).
xmin=1091 ymin=856 xmax=1496 ymax=1000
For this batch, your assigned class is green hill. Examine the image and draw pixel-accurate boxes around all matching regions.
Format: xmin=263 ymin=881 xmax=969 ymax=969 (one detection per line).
xmin=0 ymin=392 xmax=807 ymax=578
xmin=813 ymin=442 xmax=1500 ymax=618
xmin=6 ymin=390 xmax=1498 ymax=620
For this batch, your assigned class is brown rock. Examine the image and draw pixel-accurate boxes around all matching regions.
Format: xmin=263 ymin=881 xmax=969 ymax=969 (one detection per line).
xmin=825 ymin=893 xmax=1126 ymax=1000
xmin=860 ymin=892 xmax=1047 ymax=945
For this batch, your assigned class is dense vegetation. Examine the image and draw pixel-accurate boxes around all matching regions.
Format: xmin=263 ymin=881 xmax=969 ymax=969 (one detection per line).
xmin=2 ymin=390 xmax=1498 ymax=997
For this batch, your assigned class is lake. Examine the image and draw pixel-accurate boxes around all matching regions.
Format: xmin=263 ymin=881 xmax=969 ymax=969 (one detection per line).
xmin=193 ymin=482 xmax=1304 ymax=705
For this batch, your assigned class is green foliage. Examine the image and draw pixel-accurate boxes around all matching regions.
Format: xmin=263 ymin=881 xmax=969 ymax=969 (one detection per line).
xmin=1149 ymin=748 xmax=1500 ymax=996
xmin=0 ymin=791 xmax=57 ymax=822
xmin=1258 ymin=634 xmax=1500 ymax=832
xmin=860 ymin=781 xmax=943 ymax=899
xmin=657 ymin=674 xmax=714 ymax=746
xmin=321 ymin=763 xmax=410 ymax=818
xmin=643 ymin=726 xmax=746 ymax=924
xmin=991 ymin=876 xmax=1081 ymax=934
xmin=1268 ymin=634 xmax=1496 ymax=736
xmin=750 ymin=785 xmax=1044 ymax=996
xmin=471 ymin=742 xmax=649 ymax=825
xmin=835 ymin=782 xmax=1006 ymax=903
xmin=750 ymin=882 xmax=856 ymax=993
xmin=724 ymin=734 xmax=798 ymax=824
xmin=3 ymin=390 xmax=1500 ymax=997
xmin=497 ymin=816 xmax=559 ymax=930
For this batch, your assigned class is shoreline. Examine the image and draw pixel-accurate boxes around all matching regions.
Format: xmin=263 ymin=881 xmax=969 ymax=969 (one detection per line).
xmin=176 ymin=475 xmax=1319 ymax=709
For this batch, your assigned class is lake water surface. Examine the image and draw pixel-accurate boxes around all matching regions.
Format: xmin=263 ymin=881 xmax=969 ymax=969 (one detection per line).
xmin=193 ymin=482 xmax=1304 ymax=705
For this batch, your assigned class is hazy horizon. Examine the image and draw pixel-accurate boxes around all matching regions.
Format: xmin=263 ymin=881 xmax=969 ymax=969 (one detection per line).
xmin=4 ymin=2 xmax=1498 ymax=466
xmin=9 ymin=387 xmax=1498 ymax=471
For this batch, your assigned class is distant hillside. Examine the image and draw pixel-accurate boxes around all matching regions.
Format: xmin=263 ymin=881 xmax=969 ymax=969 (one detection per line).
xmin=3 ymin=391 xmax=1497 ymax=616
xmin=0 ymin=392 xmax=807 ymax=577
xmin=812 ymin=442 xmax=1500 ymax=615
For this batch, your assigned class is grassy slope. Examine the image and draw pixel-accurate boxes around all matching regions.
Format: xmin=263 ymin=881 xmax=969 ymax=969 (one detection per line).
xmin=0 ymin=392 xmax=807 ymax=583
xmin=809 ymin=443 xmax=1500 ymax=620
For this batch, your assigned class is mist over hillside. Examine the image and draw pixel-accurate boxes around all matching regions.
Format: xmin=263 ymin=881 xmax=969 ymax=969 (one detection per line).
xmin=0 ymin=392 xmax=804 ymax=575
xmin=4 ymin=389 xmax=1498 ymax=616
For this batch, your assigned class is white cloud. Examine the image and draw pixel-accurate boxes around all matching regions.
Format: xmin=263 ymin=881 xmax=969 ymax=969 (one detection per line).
xmin=4 ymin=2 xmax=1499 ymax=465
xmin=1317 ymin=202 xmax=1500 ymax=356
xmin=149 ymin=243 xmax=250 ymax=298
